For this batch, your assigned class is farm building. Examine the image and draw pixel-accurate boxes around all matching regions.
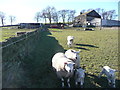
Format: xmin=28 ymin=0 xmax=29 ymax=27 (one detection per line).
xmin=45 ymin=23 xmax=64 ymax=29
xmin=101 ymin=19 xmax=120 ymax=27
xmin=18 ymin=23 xmax=43 ymax=29
xmin=74 ymin=10 xmax=101 ymax=27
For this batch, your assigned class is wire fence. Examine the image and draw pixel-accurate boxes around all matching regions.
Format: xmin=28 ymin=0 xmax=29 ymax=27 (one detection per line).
xmin=0 ymin=29 xmax=39 ymax=49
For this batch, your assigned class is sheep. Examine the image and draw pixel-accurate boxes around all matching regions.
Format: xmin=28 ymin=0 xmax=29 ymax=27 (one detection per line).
xmin=52 ymin=52 xmax=75 ymax=88
xmin=98 ymin=66 xmax=117 ymax=88
xmin=67 ymin=36 xmax=74 ymax=47
xmin=65 ymin=49 xmax=80 ymax=68
xmin=75 ymin=67 xmax=85 ymax=88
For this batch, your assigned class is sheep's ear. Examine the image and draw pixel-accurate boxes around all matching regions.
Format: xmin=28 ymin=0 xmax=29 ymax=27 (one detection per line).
xmin=111 ymin=69 xmax=116 ymax=72
xmin=77 ymin=50 xmax=81 ymax=53
xmin=71 ymin=49 xmax=74 ymax=52
xmin=113 ymin=69 xmax=118 ymax=72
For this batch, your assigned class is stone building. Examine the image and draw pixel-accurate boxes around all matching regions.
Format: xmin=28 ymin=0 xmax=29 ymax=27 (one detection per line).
xmin=74 ymin=10 xmax=101 ymax=27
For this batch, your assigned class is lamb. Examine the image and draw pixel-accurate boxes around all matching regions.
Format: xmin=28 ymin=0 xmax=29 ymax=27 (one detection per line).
xmin=67 ymin=36 xmax=74 ymax=47
xmin=98 ymin=66 xmax=117 ymax=88
xmin=52 ymin=52 xmax=75 ymax=88
xmin=75 ymin=67 xmax=85 ymax=88
xmin=65 ymin=49 xmax=80 ymax=68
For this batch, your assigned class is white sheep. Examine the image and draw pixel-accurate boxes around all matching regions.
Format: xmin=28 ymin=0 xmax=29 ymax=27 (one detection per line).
xmin=52 ymin=52 xmax=75 ymax=88
xmin=75 ymin=67 xmax=85 ymax=87
xmin=67 ymin=36 xmax=74 ymax=47
xmin=99 ymin=66 xmax=117 ymax=88
xmin=65 ymin=49 xmax=80 ymax=68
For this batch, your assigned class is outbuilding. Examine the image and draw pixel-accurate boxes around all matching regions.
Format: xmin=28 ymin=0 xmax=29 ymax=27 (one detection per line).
xmin=74 ymin=10 xmax=101 ymax=27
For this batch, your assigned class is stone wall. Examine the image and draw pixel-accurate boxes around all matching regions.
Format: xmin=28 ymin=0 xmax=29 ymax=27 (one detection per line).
xmin=2 ymin=29 xmax=41 ymax=88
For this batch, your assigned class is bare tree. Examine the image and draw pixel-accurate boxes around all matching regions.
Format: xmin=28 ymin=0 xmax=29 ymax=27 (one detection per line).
xmin=67 ymin=10 xmax=76 ymax=24
xmin=87 ymin=8 xmax=93 ymax=12
xmin=95 ymin=8 xmax=101 ymax=14
xmin=52 ymin=12 xmax=59 ymax=23
xmin=9 ymin=15 xmax=16 ymax=25
xmin=95 ymin=8 xmax=117 ymax=20
xmin=101 ymin=10 xmax=117 ymax=20
xmin=58 ymin=9 xmax=69 ymax=24
xmin=39 ymin=6 xmax=56 ymax=24
xmin=40 ymin=9 xmax=48 ymax=24
xmin=100 ymin=8 xmax=106 ymax=19
xmin=108 ymin=10 xmax=117 ymax=20
xmin=45 ymin=6 xmax=56 ymax=24
xmin=34 ymin=12 xmax=41 ymax=23
xmin=0 ymin=11 xmax=5 ymax=26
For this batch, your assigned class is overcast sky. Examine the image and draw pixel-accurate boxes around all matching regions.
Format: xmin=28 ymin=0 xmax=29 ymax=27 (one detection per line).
xmin=0 ymin=0 xmax=119 ymax=25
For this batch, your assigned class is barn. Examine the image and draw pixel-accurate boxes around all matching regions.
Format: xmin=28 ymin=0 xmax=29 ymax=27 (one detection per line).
xmin=74 ymin=10 xmax=101 ymax=27
xmin=102 ymin=19 xmax=120 ymax=27
xmin=19 ymin=23 xmax=43 ymax=29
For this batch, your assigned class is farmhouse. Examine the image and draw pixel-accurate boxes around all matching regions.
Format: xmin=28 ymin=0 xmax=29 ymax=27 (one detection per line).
xmin=74 ymin=10 xmax=101 ymax=27
xmin=19 ymin=23 xmax=43 ymax=29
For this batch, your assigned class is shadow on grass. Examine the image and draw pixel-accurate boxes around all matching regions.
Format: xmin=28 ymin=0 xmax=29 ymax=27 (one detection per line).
xmin=74 ymin=44 xmax=99 ymax=51
xmin=75 ymin=47 xmax=90 ymax=51
xmin=85 ymin=73 xmax=120 ymax=88
xmin=76 ymin=44 xmax=99 ymax=48
xmin=22 ymin=30 xmax=65 ymax=88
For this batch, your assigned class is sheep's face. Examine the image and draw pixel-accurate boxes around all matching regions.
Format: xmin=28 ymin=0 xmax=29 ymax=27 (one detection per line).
xmin=64 ymin=62 xmax=75 ymax=72
xmin=67 ymin=36 xmax=74 ymax=41
xmin=65 ymin=49 xmax=80 ymax=61
xmin=109 ymin=70 xmax=115 ymax=78
xmin=108 ymin=70 xmax=116 ymax=88
xmin=76 ymin=68 xmax=85 ymax=78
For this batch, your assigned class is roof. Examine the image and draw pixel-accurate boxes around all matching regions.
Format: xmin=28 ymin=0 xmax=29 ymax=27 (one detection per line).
xmin=76 ymin=10 xmax=101 ymax=18
xmin=80 ymin=10 xmax=93 ymax=16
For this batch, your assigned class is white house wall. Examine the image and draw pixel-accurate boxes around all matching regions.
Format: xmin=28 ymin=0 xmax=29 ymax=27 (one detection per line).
xmin=90 ymin=18 xmax=101 ymax=26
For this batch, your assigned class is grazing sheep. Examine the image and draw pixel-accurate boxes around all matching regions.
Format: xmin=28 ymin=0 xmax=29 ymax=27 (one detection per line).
xmin=99 ymin=66 xmax=117 ymax=88
xmin=52 ymin=52 xmax=75 ymax=88
xmin=65 ymin=49 xmax=80 ymax=68
xmin=67 ymin=36 xmax=74 ymax=47
xmin=75 ymin=67 xmax=85 ymax=87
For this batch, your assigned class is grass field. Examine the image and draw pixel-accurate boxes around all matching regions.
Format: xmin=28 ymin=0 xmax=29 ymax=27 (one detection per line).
xmin=0 ymin=28 xmax=36 ymax=42
xmin=2 ymin=27 xmax=119 ymax=88
xmin=48 ymin=28 xmax=119 ymax=87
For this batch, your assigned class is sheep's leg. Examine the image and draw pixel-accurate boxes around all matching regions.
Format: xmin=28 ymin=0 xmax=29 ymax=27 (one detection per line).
xmin=75 ymin=81 xmax=78 ymax=86
xmin=107 ymin=76 xmax=111 ymax=85
xmin=61 ymin=78 xmax=64 ymax=88
xmin=81 ymin=78 xmax=84 ymax=86
xmin=80 ymin=78 xmax=84 ymax=88
xmin=67 ymin=78 xmax=70 ymax=88
xmin=113 ymin=79 xmax=116 ymax=88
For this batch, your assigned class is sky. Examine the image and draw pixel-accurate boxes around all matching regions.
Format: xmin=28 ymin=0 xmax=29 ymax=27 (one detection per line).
xmin=0 ymin=0 xmax=119 ymax=25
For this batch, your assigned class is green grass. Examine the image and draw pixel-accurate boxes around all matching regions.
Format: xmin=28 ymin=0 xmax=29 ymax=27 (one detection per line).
xmin=48 ymin=28 xmax=119 ymax=88
xmin=2 ymin=27 xmax=119 ymax=88
xmin=0 ymin=28 xmax=36 ymax=42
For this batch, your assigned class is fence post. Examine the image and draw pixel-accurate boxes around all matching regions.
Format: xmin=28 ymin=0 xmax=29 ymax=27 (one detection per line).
xmin=25 ymin=32 xmax=28 ymax=57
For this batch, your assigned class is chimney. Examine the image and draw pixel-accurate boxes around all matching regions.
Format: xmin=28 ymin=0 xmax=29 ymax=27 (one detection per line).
xmin=80 ymin=12 xmax=82 ymax=15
